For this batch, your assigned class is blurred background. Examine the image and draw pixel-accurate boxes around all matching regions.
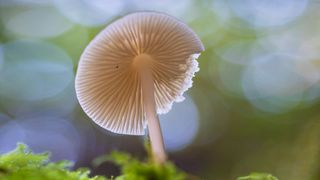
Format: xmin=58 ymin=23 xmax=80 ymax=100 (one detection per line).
xmin=0 ymin=0 xmax=320 ymax=179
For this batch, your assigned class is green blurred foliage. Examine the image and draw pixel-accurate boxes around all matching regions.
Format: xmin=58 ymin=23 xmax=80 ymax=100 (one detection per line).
xmin=0 ymin=144 xmax=105 ymax=180
xmin=237 ymin=173 xmax=278 ymax=180
xmin=94 ymin=151 xmax=186 ymax=180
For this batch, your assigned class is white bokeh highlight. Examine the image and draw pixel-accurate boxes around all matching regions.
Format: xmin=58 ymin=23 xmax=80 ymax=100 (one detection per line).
xmin=228 ymin=0 xmax=309 ymax=28
xmin=0 ymin=40 xmax=74 ymax=101
xmin=4 ymin=7 xmax=73 ymax=38
xmin=242 ymin=53 xmax=306 ymax=113
xmin=159 ymin=95 xmax=199 ymax=151
xmin=257 ymin=27 xmax=320 ymax=105
xmin=0 ymin=45 xmax=3 ymax=72
xmin=0 ymin=121 xmax=25 ymax=153
xmin=132 ymin=0 xmax=192 ymax=19
xmin=0 ymin=0 xmax=51 ymax=6
xmin=0 ymin=114 xmax=10 ymax=124
xmin=53 ymin=0 xmax=125 ymax=26
xmin=1 ymin=82 xmax=78 ymax=117
xmin=216 ymin=40 xmax=257 ymax=65
xmin=0 ymin=117 xmax=81 ymax=162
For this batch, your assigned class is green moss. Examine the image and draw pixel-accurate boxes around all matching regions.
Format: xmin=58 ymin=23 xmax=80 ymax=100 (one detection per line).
xmin=237 ymin=172 xmax=278 ymax=180
xmin=0 ymin=143 xmax=105 ymax=180
xmin=0 ymin=143 xmax=278 ymax=180
xmin=94 ymin=151 xmax=186 ymax=180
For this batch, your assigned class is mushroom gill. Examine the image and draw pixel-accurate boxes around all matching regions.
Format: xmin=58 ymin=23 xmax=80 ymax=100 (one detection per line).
xmin=76 ymin=12 xmax=204 ymax=136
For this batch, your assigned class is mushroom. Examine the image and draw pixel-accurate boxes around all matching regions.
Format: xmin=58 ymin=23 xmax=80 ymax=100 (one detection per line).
xmin=75 ymin=12 xmax=204 ymax=164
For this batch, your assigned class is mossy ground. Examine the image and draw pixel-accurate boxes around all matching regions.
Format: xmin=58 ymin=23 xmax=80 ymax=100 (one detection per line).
xmin=0 ymin=144 xmax=277 ymax=180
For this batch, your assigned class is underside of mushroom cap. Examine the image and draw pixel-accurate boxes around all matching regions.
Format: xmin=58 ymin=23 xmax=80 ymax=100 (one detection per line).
xmin=75 ymin=12 xmax=204 ymax=135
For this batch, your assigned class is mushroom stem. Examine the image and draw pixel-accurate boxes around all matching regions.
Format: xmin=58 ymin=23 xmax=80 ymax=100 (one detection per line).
xmin=140 ymin=69 xmax=167 ymax=164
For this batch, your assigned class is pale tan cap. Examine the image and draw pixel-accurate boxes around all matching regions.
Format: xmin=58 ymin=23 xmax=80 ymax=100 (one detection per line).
xmin=75 ymin=12 xmax=204 ymax=135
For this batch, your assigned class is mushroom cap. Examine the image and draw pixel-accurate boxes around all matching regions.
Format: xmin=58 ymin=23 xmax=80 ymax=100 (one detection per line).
xmin=75 ymin=12 xmax=204 ymax=135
